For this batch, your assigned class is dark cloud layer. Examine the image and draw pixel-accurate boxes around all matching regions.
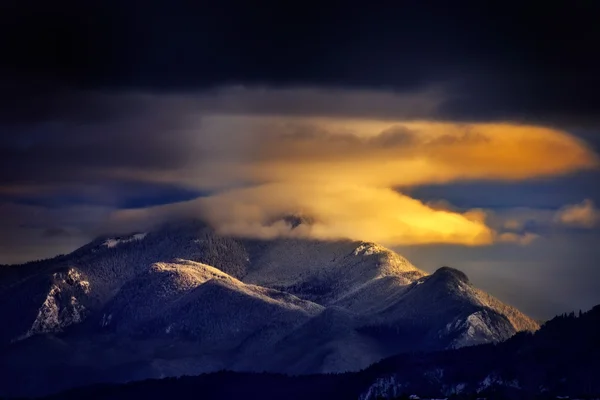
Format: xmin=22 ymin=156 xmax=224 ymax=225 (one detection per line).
xmin=0 ymin=104 xmax=197 ymax=189
xmin=1 ymin=1 xmax=600 ymax=124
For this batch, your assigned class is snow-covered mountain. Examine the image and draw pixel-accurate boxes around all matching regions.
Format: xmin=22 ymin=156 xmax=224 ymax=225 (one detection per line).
xmin=0 ymin=220 xmax=538 ymax=397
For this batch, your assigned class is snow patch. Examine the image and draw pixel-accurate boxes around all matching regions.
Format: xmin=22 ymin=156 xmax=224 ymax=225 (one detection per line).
xmin=101 ymin=313 xmax=113 ymax=327
xmin=28 ymin=285 xmax=61 ymax=335
xmin=20 ymin=287 xmax=87 ymax=340
xmin=16 ymin=267 xmax=91 ymax=341
xmin=353 ymin=242 xmax=386 ymax=257
xmin=477 ymin=374 xmax=521 ymax=392
xmin=359 ymin=375 xmax=405 ymax=400
xmin=445 ymin=383 xmax=466 ymax=395
xmin=65 ymin=268 xmax=90 ymax=293
xmin=104 ymin=233 xmax=147 ymax=248
xmin=70 ymin=296 xmax=84 ymax=323
xmin=448 ymin=311 xmax=501 ymax=348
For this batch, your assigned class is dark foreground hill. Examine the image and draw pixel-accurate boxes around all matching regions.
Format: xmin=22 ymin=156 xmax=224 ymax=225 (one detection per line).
xmin=18 ymin=304 xmax=600 ymax=400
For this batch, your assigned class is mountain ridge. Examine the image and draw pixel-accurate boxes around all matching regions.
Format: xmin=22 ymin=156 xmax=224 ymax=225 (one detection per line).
xmin=0 ymin=220 xmax=538 ymax=397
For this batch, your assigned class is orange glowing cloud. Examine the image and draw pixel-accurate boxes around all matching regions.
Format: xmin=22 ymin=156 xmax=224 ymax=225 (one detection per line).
xmin=102 ymin=116 xmax=599 ymax=246
xmin=101 ymin=183 xmax=494 ymax=246
xmin=198 ymin=183 xmax=494 ymax=246
xmin=235 ymin=118 xmax=599 ymax=187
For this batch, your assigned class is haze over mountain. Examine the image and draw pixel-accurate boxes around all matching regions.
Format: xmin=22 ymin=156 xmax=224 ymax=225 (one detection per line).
xmin=0 ymin=220 xmax=538 ymax=397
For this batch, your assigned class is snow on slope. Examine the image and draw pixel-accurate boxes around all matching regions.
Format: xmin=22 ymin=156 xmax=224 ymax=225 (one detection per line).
xmin=2 ymin=223 xmax=537 ymax=349
xmin=15 ymin=268 xmax=91 ymax=341
xmin=244 ymin=239 xmax=425 ymax=307
xmin=0 ymin=220 xmax=540 ymax=397
xmin=258 ymin=306 xmax=386 ymax=374
xmin=103 ymin=233 xmax=147 ymax=248
xmin=100 ymin=259 xmax=323 ymax=340
xmin=362 ymin=266 xmax=538 ymax=349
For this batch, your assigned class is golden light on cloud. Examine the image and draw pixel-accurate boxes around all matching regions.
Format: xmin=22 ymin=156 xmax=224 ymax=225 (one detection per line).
xmin=198 ymin=183 xmax=494 ymax=246
xmin=238 ymin=118 xmax=599 ymax=187
xmin=107 ymin=116 xmax=599 ymax=247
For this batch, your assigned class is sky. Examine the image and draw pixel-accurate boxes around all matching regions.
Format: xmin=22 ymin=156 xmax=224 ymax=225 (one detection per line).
xmin=1 ymin=1 xmax=599 ymax=319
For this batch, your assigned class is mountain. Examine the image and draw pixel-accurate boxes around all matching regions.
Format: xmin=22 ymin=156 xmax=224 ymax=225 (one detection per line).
xmin=28 ymin=305 xmax=600 ymax=400
xmin=0 ymin=220 xmax=538 ymax=397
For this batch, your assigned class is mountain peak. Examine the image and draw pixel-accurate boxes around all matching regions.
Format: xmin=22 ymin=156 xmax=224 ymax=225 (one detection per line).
xmin=433 ymin=266 xmax=470 ymax=284
xmin=0 ymin=222 xmax=539 ymax=397
xmin=282 ymin=214 xmax=315 ymax=228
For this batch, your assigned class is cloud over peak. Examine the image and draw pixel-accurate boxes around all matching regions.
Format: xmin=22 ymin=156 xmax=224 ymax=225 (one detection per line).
xmin=198 ymin=183 xmax=494 ymax=246
xmin=1 ymin=88 xmax=599 ymax=260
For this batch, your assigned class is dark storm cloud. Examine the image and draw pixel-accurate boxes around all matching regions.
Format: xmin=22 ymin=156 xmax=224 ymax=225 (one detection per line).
xmin=0 ymin=85 xmax=446 ymax=198
xmin=1 ymin=1 xmax=599 ymax=125
xmin=0 ymin=98 xmax=198 ymax=188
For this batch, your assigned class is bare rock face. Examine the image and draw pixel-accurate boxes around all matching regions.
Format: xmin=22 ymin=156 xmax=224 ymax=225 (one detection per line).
xmin=0 ymin=220 xmax=538 ymax=397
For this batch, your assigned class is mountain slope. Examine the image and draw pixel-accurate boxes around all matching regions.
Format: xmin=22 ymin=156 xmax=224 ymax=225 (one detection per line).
xmin=27 ymin=305 xmax=600 ymax=400
xmin=95 ymin=260 xmax=323 ymax=339
xmin=0 ymin=220 xmax=538 ymax=397
xmin=244 ymin=240 xmax=424 ymax=306
xmin=360 ymin=266 xmax=538 ymax=350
